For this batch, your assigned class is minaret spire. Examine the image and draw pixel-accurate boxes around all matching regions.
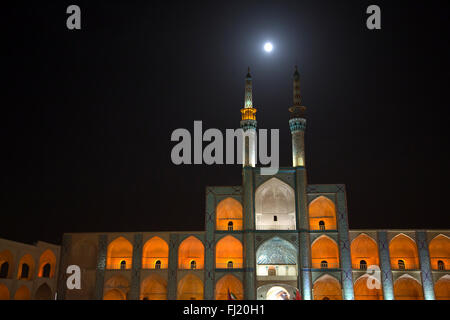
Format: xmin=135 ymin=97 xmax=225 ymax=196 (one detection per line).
xmin=240 ymin=67 xmax=257 ymax=167
xmin=289 ymin=66 xmax=307 ymax=167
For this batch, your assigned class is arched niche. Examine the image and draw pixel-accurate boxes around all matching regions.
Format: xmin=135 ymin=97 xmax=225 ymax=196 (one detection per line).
xmin=255 ymin=178 xmax=296 ymax=231
xmin=351 ymin=234 xmax=379 ymax=269
xmin=177 ymin=273 xmax=204 ymax=300
xmin=429 ymin=234 xmax=450 ymax=271
xmin=103 ymin=275 xmax=130 ymax=300
xmin=434 ymin=275 xmax=450 ymax=300
xmin=256 ymin=236 xmax=298 ymax=276
xmin=393 ymin=274 xmax=424 ymax=300
xmin=178 ymin=236 xmax=204 ymax=270
xmin=313 ymin=274 xmax=342 ymax=300
xmin=308 ymin=196 xmax=337 ymax=230
xmin=0 ymin=283 xmax=9 ymax=300
xmin=353 ymin=274 xmax=383 ymax=300
xmin=17 ymin=254 xmax=35 ymax=280
xmin=215 ymin=274 xmax=243 ymax=300
xmin=38 ymin=249 xmax=56 ymax=278
xmin=215 ymin=236 xmax=243 ymax=269
xmin=14 ymin=285 xmax=31 ymax=300
xmin=140 ymin=274 xmax=167 ymax=300
xmin=0 ymin=250 xmax=13 ymax=278
xmin=389 ymin=234 xmax=419 ymax=270
xmin=106 ymin=236 xmax=133 ymax=270
xmin=35 ymin=283 xmax=52 ymax=300
xmin=142 ymin=236 xmax=169 ymax=269
xmin=216 ymin=198 xmax=243 ymax=231
xmin=311 ymin=235 xmax=340 ymax=269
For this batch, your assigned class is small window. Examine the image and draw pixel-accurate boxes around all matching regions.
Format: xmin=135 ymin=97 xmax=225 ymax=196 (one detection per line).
xmin=120 ymin=260 xmax=127 ymax=270
xmin=437 ymin=260 xmax=445 ymax=271
xmin=155 ymin=260 xmax=161 ymax=269
xmin=20 ymin=263 xmax=29 ymax=279
xmin=227 ymin=261 xmax=233 ymax=269
xmin=268 ymin=266 xmax=276 ymax=276
xmin=319 ymin=221 xmax=325 ymax=231
xmin=0 ymin=262 xmax=9 ymax=278
xmin=273 ymin=215 xmax=278 ymax=222
xmin=398 ymin=260 xmax=405 ymax=270
xmin=228 ymin=221 xmax=233 ymax=231
xmin=323 ymin=297 xmax=330 ymax=300
xmin=190 ymin=260 xmax=196 ymax=270
xmin=42 ymin=263 xmax=51 ymax=278
xmin=360 ymin=260 xmax=367 ymax=270
xmin=321 ymin=260 xmax=328 ymax=269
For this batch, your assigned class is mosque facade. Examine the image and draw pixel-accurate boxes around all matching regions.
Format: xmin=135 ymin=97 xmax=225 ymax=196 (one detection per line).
xmin=1 ymin=68 xmax=449 ymax=300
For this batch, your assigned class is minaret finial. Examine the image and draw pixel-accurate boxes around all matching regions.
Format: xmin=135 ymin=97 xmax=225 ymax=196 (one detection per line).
xmin=246 ymin=66 xmax=251 ymax=78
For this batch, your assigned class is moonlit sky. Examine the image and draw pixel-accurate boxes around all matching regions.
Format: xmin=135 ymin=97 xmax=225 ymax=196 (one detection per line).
xmin=2 ymin=0 xmax=450 ymax=244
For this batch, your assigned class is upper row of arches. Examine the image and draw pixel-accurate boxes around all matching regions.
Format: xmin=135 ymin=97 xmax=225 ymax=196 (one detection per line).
xmin=216 ymin=178 xmax=337 ymax=231
xmin=0 ymin=249 xmax=56 ymax=281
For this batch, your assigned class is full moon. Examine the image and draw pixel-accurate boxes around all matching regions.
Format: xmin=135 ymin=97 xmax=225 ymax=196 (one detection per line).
xmin=264 ymin=42 xmax=273 ymax=52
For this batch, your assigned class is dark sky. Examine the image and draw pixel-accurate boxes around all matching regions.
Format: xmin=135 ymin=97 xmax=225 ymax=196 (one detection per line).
xmin=2 ymin=1 xmax=449 ymax=245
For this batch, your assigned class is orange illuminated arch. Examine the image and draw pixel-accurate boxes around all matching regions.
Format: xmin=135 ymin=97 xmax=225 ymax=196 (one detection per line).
xmin=351 ymin=234 xmax=379 ymax=269
xmin=142 ymin=236 xmax=169 ymax=269
xmin=38 ymin=249 xmax=56 ymax=278
xmin=0 ymin=283 xmax=9 ymax=300
xmin=216 ymin=198 xmax=243 ymax=231
xmin=429 ymin=234 xmax=450 ymax=271
xmin=0 ymin=250 xmax=13 ymax=279
xmin=35 ymin=283 xmax=52 ymax=300
xmin=311 ymin=235 xmax=340 ymax=269
xmin=309 ymin=196 xmax=337 ymax=230
xmin=178 ymin=236 xmax=204 ymax=269
xmin=14 ymin=285 xmax=31 ymax=300
xmin=354 ymin=274 xmax=383 ymax=300
xmin=140 ymin=274 xmax=167 ymax=300
xmin=106 ymin=236 xmax=133 ymax=270
xmin=389 ymin=234 xmax=419 ymax=270
xmin=434 ymin=275 xmax=450 ymax=300
xmin=177 ymin=273 xmax=204 ymax=300
xmin=215 ymin=236 xmax=243 ymax=269
xmin=393 ymin=275 xmax=424 ymax=300
xmin=17 ymin=254 xmax=35 ymax=280
xmin=313 ymin=274 xmax=342 ymax=300
xmin=215 ymin=274 xmax=243 ymax=300
xmin=103 ymin=275 xmax=129 ymax=300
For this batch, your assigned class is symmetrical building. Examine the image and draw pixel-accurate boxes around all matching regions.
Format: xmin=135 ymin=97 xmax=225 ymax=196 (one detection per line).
xmin=1 ymin=68 xmax=449 ymax=300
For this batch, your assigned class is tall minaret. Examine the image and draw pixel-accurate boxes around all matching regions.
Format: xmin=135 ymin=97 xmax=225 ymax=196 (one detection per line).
xmin=240 ymin=67 xmax=257 ymax=167
xmin=289 ymin=66 xmax=307 ymax=167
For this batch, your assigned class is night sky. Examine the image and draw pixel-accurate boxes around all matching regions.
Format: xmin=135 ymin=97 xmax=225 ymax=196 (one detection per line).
xmin=2 ymin=1 xmax=450 ymax=245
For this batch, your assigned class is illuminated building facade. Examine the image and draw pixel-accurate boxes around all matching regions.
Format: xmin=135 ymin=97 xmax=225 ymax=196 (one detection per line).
xmin=1 ymin=69 xmax=449 ymax=300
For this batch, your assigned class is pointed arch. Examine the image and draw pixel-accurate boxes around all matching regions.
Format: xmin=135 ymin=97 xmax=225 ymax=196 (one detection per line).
xmin=429 ymin=234 xmax=450 ymax=271
xmin=393 ymin=274 xmax=424 ymax=300
xmin=35 ymin=283 xmax=52 ymax=300
xmin=38 ymin=249 xmax=56 ymax=278
xmin=0 ymin=283 xmax=9 ymax=300
xmin=351 ymin=234 xmax=379 ymax=269
xmin=103 ymin=274 xmax=130 ymax=300
xmin=353 ymin=274 xmax=383 ymax=300
xmin=17 ymin=254 xmax=35 ymax=280
xmin=140 ymin=274 xmax=167 ymax=300
xmin=178 ymin=236 xmax=204 ymax=269
xmin=255 ymin=178 xmax=296 ymax=230
xmin=311 ymin=235 xmax=340 ymax=269
xmin=434 ymin=275 xmax=450 ymax=300
xmin=106 ymin=236 xmax=133 ymax=270
xmin=256 ymin=236 xmax=298 ymax=276
xmin=309 ymin=196 xmax=337 ymax=230
xmin=215 ymin=274 xmax=243 ymax=300
xmin=215 ymin=236 xmax=243 ymax=269
xmin=177 ymin=273 xmax=204 ymax=300
xmin=313 ymin=274 xmax=342 ymax=300
xmin=389 ymin=234 xmax=419 ymax=270
xmin=0 ymin=250 xmax=13 ymax=278
xmin=142 ymin=236 xmax=169 ymax=269
xmin=216 ymin=198 xmax=243 ymax=231
xmin=14 ymin=285 xmax=31 ymax=300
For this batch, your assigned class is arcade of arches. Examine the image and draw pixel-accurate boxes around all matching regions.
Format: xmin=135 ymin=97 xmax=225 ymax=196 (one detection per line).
xmin=216 ymin=198 xmax=243 ymax=231
xmin=308 ymin=196 xmax=337 ymax=230
xmin=215 ymin=274 xmax=243 ymax=300
xmin=142 ymin=236 xmax=169 ymax=269
xmin=389 ymin=234 xmax=419 ymax=270
xmin=215 ymin=236 xmax=243 ymax=269
xmin=313 ymin=274 xmax=342 ymax=300
xmin=178 ymin=236 xmax=205 ymax=270
xmin=106 ymin=237 xmax=133 ymax=270
xmin=311 ymin=235 xmax=339 ymax=269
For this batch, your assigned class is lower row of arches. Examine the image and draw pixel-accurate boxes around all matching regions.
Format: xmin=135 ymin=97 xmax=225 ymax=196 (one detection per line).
xmin=0 ymin=282 xmax=53 ymax=300
xmin=101 ymin=273 xmax=450 ymax=300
